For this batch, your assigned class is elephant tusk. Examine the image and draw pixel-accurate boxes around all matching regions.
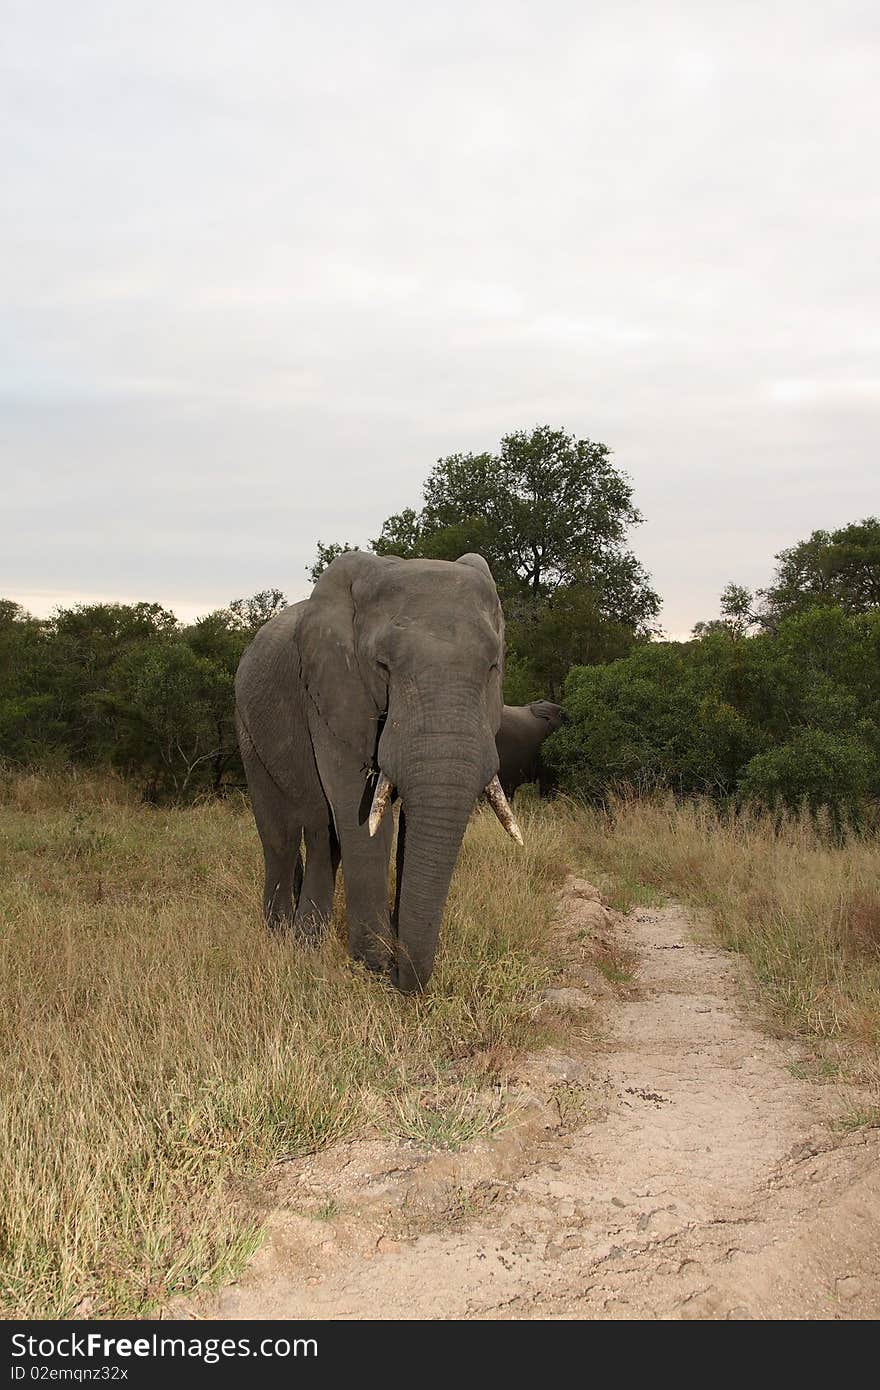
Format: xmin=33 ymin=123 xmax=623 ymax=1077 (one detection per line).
xmin=368 ymin=771 xmax=394 ymax=837
xmin=483 ymin=775 xmax=524 ymax=846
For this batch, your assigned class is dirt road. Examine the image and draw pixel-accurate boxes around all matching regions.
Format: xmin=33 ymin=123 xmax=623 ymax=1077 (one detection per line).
xmin=189 ymin=881 xmax=879 ymax=1320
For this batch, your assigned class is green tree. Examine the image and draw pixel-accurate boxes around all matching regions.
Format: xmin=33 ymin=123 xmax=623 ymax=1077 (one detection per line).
xmin=0 ymin=603 xmax=61 ymax=762
xmin=39 ymin=603 xmax=180 ymax=764
xmin=371 ymin=427 xmax=653 ymax=604
xmin=311 ymin=426 xmax=659 ymax=694
xmin=693 ymin=583 xmax=757 ymax=639
xmin=226 ymin=589 xmax=287 ymax=633
xmin=102 ymin=641 xmax=235 ymax=799
xmin=758 ymin=518 xmax=880 ymax=630
xmin=738 ymin=730 xmax=876 ymax=821
xmin=546 ymin=603 xmax=880 ymax=816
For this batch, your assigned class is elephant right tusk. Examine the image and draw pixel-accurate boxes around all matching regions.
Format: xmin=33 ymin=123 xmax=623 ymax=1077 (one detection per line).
xmin=484 ymin=775 xmax=524 ymax=846
xmin=368 ymin=771 xmax=394 ymax=837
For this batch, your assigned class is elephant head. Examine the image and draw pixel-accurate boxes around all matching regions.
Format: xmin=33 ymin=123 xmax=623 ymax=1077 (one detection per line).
xmin=295 ymin=550 xmax=519 ymax=992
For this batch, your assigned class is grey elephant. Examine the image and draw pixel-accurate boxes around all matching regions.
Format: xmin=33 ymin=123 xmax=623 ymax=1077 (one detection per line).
xmin=234 ymin=551 xmax=523 ymax=993
xmin=496 ymin=700 xmax=565 ymax=799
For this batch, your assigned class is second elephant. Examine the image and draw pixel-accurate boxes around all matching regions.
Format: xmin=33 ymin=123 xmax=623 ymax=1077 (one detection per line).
xmin=496 ymin=700 xmax=565 ymax=798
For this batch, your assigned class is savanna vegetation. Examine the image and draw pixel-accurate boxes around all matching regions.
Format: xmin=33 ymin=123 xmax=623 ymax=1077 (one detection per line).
xmin=4 ymin=426 xmax=878 ymax=817
xmin=2 ymin=425 xmax=879 ymax=1315
xmin=2 ymin=771 xmax=878 ymax=1317
xmin=0 ymin=774 xmax=567 ymax=1316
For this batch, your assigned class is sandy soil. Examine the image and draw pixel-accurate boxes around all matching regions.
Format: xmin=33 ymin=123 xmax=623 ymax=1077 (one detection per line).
xmin=183 ymin=880 xmax=880 ymax=1321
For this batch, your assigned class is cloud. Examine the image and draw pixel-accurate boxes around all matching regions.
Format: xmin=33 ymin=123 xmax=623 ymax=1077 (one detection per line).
xmin=2 ymin=0 xmax=878 ymax=637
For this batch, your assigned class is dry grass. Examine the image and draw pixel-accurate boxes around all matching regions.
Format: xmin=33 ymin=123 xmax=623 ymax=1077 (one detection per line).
xmin=5 ymin=768 xmax=879 ymax=1318
xmin=0 ymin=770 xmax=569 ymax=1318
xmin=556 ymin=793 xmax=880 ymax=1056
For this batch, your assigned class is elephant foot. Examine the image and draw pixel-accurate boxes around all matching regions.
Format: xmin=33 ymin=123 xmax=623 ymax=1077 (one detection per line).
xmin=292 ymin=907 xmax=330 ymax=945
xmin=348 ymin=927 xmax=396 ymax=978
xmin=265 ymin=911 xmax=294 ymax=935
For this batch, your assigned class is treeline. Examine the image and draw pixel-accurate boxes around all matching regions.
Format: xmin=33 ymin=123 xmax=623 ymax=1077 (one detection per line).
xmin=2 ymin=422 xmax=878 ymax=816
xmin=549 ymin=604 xmax=880 ymax=819
xmin=0 ymin=591 xmax=287 ymax=798
xmin=546 ymin=518 xmax=880 ymax=818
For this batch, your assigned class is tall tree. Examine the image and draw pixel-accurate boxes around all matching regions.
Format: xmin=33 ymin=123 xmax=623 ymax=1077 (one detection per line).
xmin=309 ymin=427 xmax=659 ymax=694
xmin=692 ymin=583 xmax=757 ymax=639
xmin=370 ymin=427 xmax=651 ymax=603
xmin=758 ymin=518 xmax=880 ymax=629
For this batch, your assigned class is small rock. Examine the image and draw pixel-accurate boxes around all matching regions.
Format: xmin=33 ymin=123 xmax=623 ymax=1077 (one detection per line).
xmin=611 ymin=1196 xmax=626 ymax=1208
xmin=638 ymin=1208 xmax=679 ymax=1237
xmin=563 ymin=1234 xmax=583 ymax=1249
xmin=306 ymin=1275 xmax=324 ymax=1286
xmin=565 ymin=877 xmax=603 ymax=901
xmin=539 ymin=1053 xmax=588 ymax=1083
xmin=788 ymin=1141 xmax=816 ymax=1162
xmin=544 ymin=1242 xmax=564 ymax=1260
xmin=377 ymin=1235 xmax=401 ymax=1254
xmin=541 ymin=987 xmax=593 ymax=1012
xmin=836 ymin=1276 xmax=863 ymax=1301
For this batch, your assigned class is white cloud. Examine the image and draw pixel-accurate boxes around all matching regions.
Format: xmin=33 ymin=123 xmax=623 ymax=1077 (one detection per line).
xmin=2 ymin=0 xmax=879 ymax=638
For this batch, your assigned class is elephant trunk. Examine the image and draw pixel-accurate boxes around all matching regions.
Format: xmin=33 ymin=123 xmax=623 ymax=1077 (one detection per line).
xmin=392 ymin=775 xmax=477 ymax=993
xmin=379 ymin=695 xmax=494 ymax=991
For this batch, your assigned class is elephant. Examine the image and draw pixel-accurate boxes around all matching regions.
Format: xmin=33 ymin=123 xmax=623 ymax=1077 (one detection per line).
xmin=234 ymin=550 xmax=523 ymax=994
xmin=496 ymin=700 xmax=565 ymax=799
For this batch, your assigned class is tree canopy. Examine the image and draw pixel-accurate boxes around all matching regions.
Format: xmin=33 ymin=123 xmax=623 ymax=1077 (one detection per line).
xmin=310 ymin=425 xmax=660 ymax=697
xmin=758 ymin=518 xmax=880 ymax=629
xmin=0 ymin=593 xmax=288 ymax=799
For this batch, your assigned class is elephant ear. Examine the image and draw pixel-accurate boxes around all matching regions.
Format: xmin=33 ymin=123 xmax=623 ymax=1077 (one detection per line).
xmin=455 ymin=553 xmax=504 ymax=646
xmin=529 ymin=700 xmax=560 ymax=724
xmin=297 ymin=552 xmax=385 ymax=776
xmin=455 ymin=552 xmax=494 ymax=581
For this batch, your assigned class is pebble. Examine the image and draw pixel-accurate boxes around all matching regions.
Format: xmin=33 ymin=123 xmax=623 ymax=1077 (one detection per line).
xmin=836 ymin=1276 xmax=862 ymax=1301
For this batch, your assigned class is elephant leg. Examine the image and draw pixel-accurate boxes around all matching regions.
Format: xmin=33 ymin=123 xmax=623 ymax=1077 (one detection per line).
xmin=239 ymin=725 xmax=303 ymax=930
xmin=263 ymin=838 xmax=303 ymax=930
xmin=536 ymin=756 xmax=555 ymax=798
xmin=334 ymin=785 xmax=396 ymax=974
xmin=294 ymin=822 xmax=340 ymax=940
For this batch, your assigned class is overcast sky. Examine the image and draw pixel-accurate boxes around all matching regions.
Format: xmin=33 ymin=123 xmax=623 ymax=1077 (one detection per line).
xmin=3 ymin=1 xmax=878 ymax=635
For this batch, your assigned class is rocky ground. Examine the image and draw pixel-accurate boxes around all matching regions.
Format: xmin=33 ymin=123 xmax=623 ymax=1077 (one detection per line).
xmin=178 ymin=879 xmax=879 ymax=1321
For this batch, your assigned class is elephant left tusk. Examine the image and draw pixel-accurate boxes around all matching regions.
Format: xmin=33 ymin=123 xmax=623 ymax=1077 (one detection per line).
xmin=484 ymin=775 xmax=524 ymax=846
xmin=368 ymin=772 xmax=394 ymax=837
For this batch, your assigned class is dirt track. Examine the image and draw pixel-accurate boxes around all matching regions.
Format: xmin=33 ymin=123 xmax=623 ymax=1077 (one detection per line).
xmin=186 ymin=880 xmax=880 ymax=1321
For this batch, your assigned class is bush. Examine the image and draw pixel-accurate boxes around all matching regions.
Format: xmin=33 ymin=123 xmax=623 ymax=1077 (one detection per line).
xmin=546 ymin=606 xmax=880 ymax=814
xmin=737 ymin=730 xmax=877 ymax=819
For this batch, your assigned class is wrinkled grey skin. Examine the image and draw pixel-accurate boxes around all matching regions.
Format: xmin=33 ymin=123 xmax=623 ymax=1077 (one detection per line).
xmin=234 ymin=551 xmax=504 ymax=993
xmin=496 ymin=701 xmax=565 ymax=799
